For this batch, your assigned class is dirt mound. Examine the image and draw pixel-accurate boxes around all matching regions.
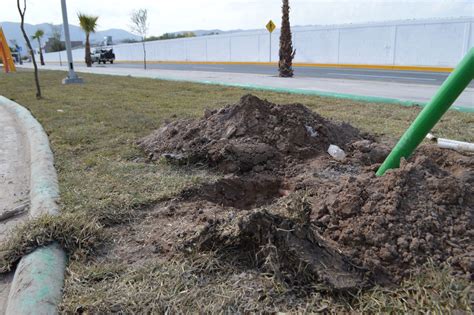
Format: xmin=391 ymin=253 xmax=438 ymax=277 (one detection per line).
xmin=312 ymin=147 xmax=473 ymax=281
xmin=139 ymin=94 xmax=361 ymax=172
xmin=137 ymin=95 xmax=473 ymax=292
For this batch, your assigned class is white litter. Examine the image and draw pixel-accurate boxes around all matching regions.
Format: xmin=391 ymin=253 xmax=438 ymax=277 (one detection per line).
xmin=305 ymin=125 xmax=319 ymax=138
xmin=327 ymin=144 xmax=346 ymax=161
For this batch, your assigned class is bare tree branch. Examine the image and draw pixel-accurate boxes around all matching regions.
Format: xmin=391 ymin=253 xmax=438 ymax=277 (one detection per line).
xmin=17 ymin=0 xmax=42 ymax=98
xmin=130 ymin=9 xmax=149 ymax=40
xmin=130 ymin=9 xmax=149 ymax=70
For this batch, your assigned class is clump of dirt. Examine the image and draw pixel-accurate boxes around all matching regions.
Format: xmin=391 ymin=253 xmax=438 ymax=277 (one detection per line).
xmin=134 ymin=95 xmax=473 ymax=293
xmin=186 ymin=194 xmax=379 ymax=291
xmin=311 ymin=147 xmax=473 ymax=281
xmin=138 ymin=94 xmax=361 ymax=173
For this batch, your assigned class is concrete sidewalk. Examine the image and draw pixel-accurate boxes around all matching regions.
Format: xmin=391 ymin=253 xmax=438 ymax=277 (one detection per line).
xmin=0 ymin=105 xmax=30 ymax=313
xmin=19 ymin=63 xmax=474 ymax=111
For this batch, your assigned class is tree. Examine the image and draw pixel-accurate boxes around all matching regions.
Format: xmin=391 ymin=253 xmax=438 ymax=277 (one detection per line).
xmin=130 ymin=9 xmax=149 ymax=70
xmin=17 ymin=0 xmax=41 ymax=98
xmin=278 ymin=0 xmax=296 ymax=77
xmin=32 ymin=29 xmax=45 ymax=65
xmin=78 ymin=13 xmax=98 ymax=67
xmin=48 ymin=24 xmax=65 ymax=53
xmin=146 ymin=32 xmax=196 ymax=41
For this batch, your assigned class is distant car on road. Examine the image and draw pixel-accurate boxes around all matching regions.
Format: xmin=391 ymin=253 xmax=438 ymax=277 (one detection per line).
xmin=91 ymin=47 xmax=115 ymax=64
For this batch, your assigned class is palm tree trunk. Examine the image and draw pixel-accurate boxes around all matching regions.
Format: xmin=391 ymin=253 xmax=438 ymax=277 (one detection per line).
xmin=85 ymin=33 xmax=92 ymax=67
xmin=37 ymin=38 xmax=45 ymax=66
xmin=279 ymin=0 xmax=295 ymax=77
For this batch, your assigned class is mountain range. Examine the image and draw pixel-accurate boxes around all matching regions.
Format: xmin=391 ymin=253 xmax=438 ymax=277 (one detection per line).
xmin=0 ymin=21 xmax=141 ymax=50
xmin=0 ymin=21 xmax=248 ymax=51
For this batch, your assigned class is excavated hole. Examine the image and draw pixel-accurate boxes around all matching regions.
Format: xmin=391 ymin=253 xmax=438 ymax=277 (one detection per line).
xmin=180 ymin=175 xmax=284 ymax=210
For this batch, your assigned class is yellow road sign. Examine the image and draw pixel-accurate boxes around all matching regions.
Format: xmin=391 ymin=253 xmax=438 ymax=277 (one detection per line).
xmin=266 ymin=20 xmax=276 ymax=33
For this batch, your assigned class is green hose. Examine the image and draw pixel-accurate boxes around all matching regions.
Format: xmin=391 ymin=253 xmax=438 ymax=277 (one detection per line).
xmin=376 ymin=48 xmax=474 ymax=176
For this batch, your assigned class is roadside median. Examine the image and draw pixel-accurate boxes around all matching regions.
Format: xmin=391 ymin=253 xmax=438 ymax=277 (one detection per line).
xmin=17 ymin=63 xmax=474 ymax=113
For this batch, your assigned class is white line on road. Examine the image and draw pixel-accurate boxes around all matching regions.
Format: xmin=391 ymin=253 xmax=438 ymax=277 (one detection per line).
xmin=327 ymin=73 xmax=437 ymax=81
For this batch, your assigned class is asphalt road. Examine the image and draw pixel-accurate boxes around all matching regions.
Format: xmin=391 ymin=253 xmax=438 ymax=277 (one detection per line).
xmin=101 ymin=62 xmax=454 ymax=86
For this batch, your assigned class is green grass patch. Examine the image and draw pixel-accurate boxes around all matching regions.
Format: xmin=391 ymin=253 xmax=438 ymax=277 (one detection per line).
xmin=0 ymin=69 xmax=472 ymax=313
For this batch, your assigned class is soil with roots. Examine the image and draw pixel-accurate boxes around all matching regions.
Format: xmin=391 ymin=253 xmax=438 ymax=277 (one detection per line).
xmin=136 ymin=95 xmax=473 ymax=291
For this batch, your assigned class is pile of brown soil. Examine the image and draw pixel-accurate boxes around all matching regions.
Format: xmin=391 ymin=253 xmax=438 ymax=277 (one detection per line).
xmin=137 ymin=95 xmax=473 ymax=291
xmin=139 ymin=94 xmax=361 ymax=173
xmin=311 ymin=147 xmax=473 ymax=281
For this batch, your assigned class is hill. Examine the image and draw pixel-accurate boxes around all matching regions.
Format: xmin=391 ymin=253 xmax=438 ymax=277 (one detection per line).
xmin=0 ymin=21 xmax=140 ymax=50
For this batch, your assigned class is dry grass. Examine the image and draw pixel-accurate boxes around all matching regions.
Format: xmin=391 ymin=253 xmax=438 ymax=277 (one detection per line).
xmin=347 ymin=263 xmax=472 ymax=313
xmin=0 ymin=69 xmax=472 ymax=313
xmin=0 ymin=213 xmax=103 ymax=273
xmin=60 ymin=255 xmax=471 ymax=313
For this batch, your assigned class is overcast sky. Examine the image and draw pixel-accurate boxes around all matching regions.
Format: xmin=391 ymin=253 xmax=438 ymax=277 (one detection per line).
xmin=2 ymin=0 xmax=473 ymax=35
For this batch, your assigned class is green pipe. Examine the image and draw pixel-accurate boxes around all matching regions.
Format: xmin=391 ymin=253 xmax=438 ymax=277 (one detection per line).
xmin=376 ymin=48 xmax=474 ymax=176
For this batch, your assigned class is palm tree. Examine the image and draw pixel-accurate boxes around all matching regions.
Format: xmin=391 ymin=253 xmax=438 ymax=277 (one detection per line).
xmin=78 ymin=13 xmax=98 ymax=67
xmin=32 ymin=29 xmax=45 ymax=66
xmin=279 ymin=0 xmax=296 ymax=77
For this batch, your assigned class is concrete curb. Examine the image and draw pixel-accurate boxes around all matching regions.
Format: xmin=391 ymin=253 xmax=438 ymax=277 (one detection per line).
xmin=0 ymin=96 xmax=66 ymax=315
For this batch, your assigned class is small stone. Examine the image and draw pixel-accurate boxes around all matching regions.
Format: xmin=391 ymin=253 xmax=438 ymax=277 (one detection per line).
xmin=204 ymin=108 xmax=213 ymax=118
xmin=425 ymin=233 xmax=434 ymax=243
xmin=379 ymin=245 xmax=396 ymax=261
xmin=319 ymin=214 xmax=331 ymax=225
xmin=409 ymin=238 xmax=420 ymax=251
xmin=397 ymin=236 xmax=408 ymax=249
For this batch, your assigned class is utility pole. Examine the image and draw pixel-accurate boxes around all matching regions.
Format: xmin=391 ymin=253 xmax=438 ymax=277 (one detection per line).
xmin=60 ymin=0 xmax=83 ymax=84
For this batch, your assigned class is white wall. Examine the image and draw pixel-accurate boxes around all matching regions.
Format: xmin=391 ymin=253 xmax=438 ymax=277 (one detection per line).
xmin=395 ymin=22 xmax=468 ymax=66
xmin=43 ymin=18 xmax=474 ymax=67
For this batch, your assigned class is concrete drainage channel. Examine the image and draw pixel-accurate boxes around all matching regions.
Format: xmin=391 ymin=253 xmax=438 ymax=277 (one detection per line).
xmin=0 ymin=96 xmax=66 ymax=315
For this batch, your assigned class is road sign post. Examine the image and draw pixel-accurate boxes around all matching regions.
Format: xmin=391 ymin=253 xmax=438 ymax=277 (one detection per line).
xmin=269 ymin=32 xmax=271 ymax=62
xmin=266 ymin=20 xmax=276 ymax=63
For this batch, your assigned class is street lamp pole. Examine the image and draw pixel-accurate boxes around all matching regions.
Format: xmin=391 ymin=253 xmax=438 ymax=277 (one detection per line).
xmin=60 ymin=0 xmax=83 ymax=84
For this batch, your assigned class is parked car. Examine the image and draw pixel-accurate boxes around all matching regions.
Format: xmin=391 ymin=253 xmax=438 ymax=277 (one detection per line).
xmin=91 ymin=47 xmax=115 ymax=64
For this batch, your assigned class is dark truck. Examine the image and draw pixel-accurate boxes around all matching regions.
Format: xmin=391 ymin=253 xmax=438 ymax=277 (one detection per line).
xmin=91 ymin=47 xmax=115 ymax=64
